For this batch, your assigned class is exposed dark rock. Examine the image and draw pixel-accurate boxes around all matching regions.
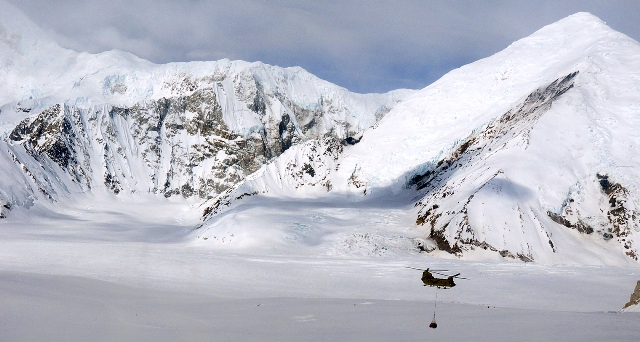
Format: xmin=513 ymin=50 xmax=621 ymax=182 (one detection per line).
xmin=517 ymin=253 xmax=534 ymax=262
xmin=278 ymin=114 xmax=295 ymax=153
xmin=249 ymin=80 xmax=267 ymax=117
xmin=500 ymin=250 xmax=515 ymax=259
xmin=547 ymin=211 xmax=594 ymax=234
xmin=342 ymin=136 xmax=362 ymax=145
xmin=0 ymin=201 xmax=9 ymax=219
xmin=302 ymin=163 xmax=315 ymax=177
xmin=429 ymin=228 xmax=462 ymax=255
xmin=104 ymin=173 xmax=121 ymax=194
xmin=622 ymin=280 xmax=640 ymax=310
xmin=597 ymin=173 xmax=611 ymax=193
xmin=595 ymin=175 xmax=639 ymax=260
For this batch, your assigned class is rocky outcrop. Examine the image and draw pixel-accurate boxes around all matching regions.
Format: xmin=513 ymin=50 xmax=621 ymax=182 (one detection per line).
xmin=595 ymin=174 xmax=639 ymax=260
xmin=622 ymin=280 xmax=640 ymax=311
xmin=201 ymin=136 xmax=344 ymax=220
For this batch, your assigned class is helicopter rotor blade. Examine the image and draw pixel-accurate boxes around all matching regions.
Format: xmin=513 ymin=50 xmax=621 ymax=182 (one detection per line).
xmin=405 ymin=267 xmax=449 ymax=272
xmin=405 ymin=267 xmax=424 ymax=271
xmin=451 ymin=273 xmax=469 ymax=280
xmin=427 ymin=271 xmax=470 ymax=279
xmin=406 ymin=266 xmax=468 ymax=279
xmin=431 ymin=271 xmax=451 ymax=277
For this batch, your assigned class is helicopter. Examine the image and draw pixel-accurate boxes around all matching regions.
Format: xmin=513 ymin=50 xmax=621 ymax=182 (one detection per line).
xmin=407 ymin=267 xmax=467 ymax=289
xmin=407 ymin=267 xmax=468 ymax=329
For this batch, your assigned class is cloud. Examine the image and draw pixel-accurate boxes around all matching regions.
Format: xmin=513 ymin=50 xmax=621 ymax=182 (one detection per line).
xmin=6 ymin=0 xmax=640 ymax=93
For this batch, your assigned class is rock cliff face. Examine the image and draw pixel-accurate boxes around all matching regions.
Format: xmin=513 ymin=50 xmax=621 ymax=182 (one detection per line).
xmin=0 ymin=66 xmax=409 ymax=211
xmin=201 ymin=136 xmax=346 ymax=220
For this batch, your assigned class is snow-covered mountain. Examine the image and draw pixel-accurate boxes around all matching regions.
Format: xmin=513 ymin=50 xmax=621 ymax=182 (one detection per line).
xmin=201 ymin=13 xmax=640 ymax=264
xmin=0 ymin=1 xmax=412 ymax=217
xmin=2 ymin=0 xmax=639 ymax=265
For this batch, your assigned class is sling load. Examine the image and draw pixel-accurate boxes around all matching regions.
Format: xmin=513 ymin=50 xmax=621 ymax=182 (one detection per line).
xmin=429 ymin=288 xmax=438 ymax=329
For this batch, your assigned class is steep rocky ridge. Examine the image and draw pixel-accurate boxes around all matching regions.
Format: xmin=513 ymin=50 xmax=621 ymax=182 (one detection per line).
xmin=411 ymin=72 xmax=580 ymax=260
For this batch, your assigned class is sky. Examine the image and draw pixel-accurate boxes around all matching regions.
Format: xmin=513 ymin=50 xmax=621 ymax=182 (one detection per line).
xmin=6 ymin=0 xmax=640 ymax=94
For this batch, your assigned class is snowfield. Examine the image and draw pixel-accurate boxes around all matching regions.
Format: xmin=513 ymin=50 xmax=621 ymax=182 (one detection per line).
xmin=1 ymin=194 xmax=639 ymax=341
xmin=0 ymin=1 xmax=640 ymax=340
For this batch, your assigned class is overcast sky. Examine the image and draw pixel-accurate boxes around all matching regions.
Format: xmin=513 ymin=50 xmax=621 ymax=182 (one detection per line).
xmin=7 ymin=0 xmax=640 ymax=93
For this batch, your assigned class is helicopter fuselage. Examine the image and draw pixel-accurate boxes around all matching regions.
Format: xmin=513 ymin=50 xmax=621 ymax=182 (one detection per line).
xmin=421 ymin=270 xmax=456 ymax=288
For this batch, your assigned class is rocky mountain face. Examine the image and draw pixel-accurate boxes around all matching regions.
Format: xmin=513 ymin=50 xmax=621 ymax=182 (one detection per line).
xmin=201 ymin=136 xmax=346 ymax=221
xmin=2 ymin=70 xmax=407 ymax=202
xmin=410 ymin=72 xmax=639 ymax=262
xmin=0 ymin=1 xmax=412 ymax=215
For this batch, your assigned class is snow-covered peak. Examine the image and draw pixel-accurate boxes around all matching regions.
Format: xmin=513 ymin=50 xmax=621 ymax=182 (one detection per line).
xmin=0 ymin=1 xmax=60 ymax=53
xmin=0 ymin=2 xmax=414 ymax=144
xmin=0 ymin=0 xmax=412 ymax=115
xmin=338 ymin=11 xmax=639 ymax=190
xmin=0 ymin=1 xmax=80 ymax=104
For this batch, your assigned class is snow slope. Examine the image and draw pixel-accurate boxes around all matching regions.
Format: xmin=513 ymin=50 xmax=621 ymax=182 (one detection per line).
xmin=200 ymin=13 xmax=640 ymax=265
xmin=0 ymin=0 xmax=638 ymax=266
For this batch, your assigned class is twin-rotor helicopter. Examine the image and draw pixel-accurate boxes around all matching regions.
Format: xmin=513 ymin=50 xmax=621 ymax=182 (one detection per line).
xmin=407 ymin=267 xmax=468 ymax=329
xmin=407 ymin=267 xmax=467 ymax=288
